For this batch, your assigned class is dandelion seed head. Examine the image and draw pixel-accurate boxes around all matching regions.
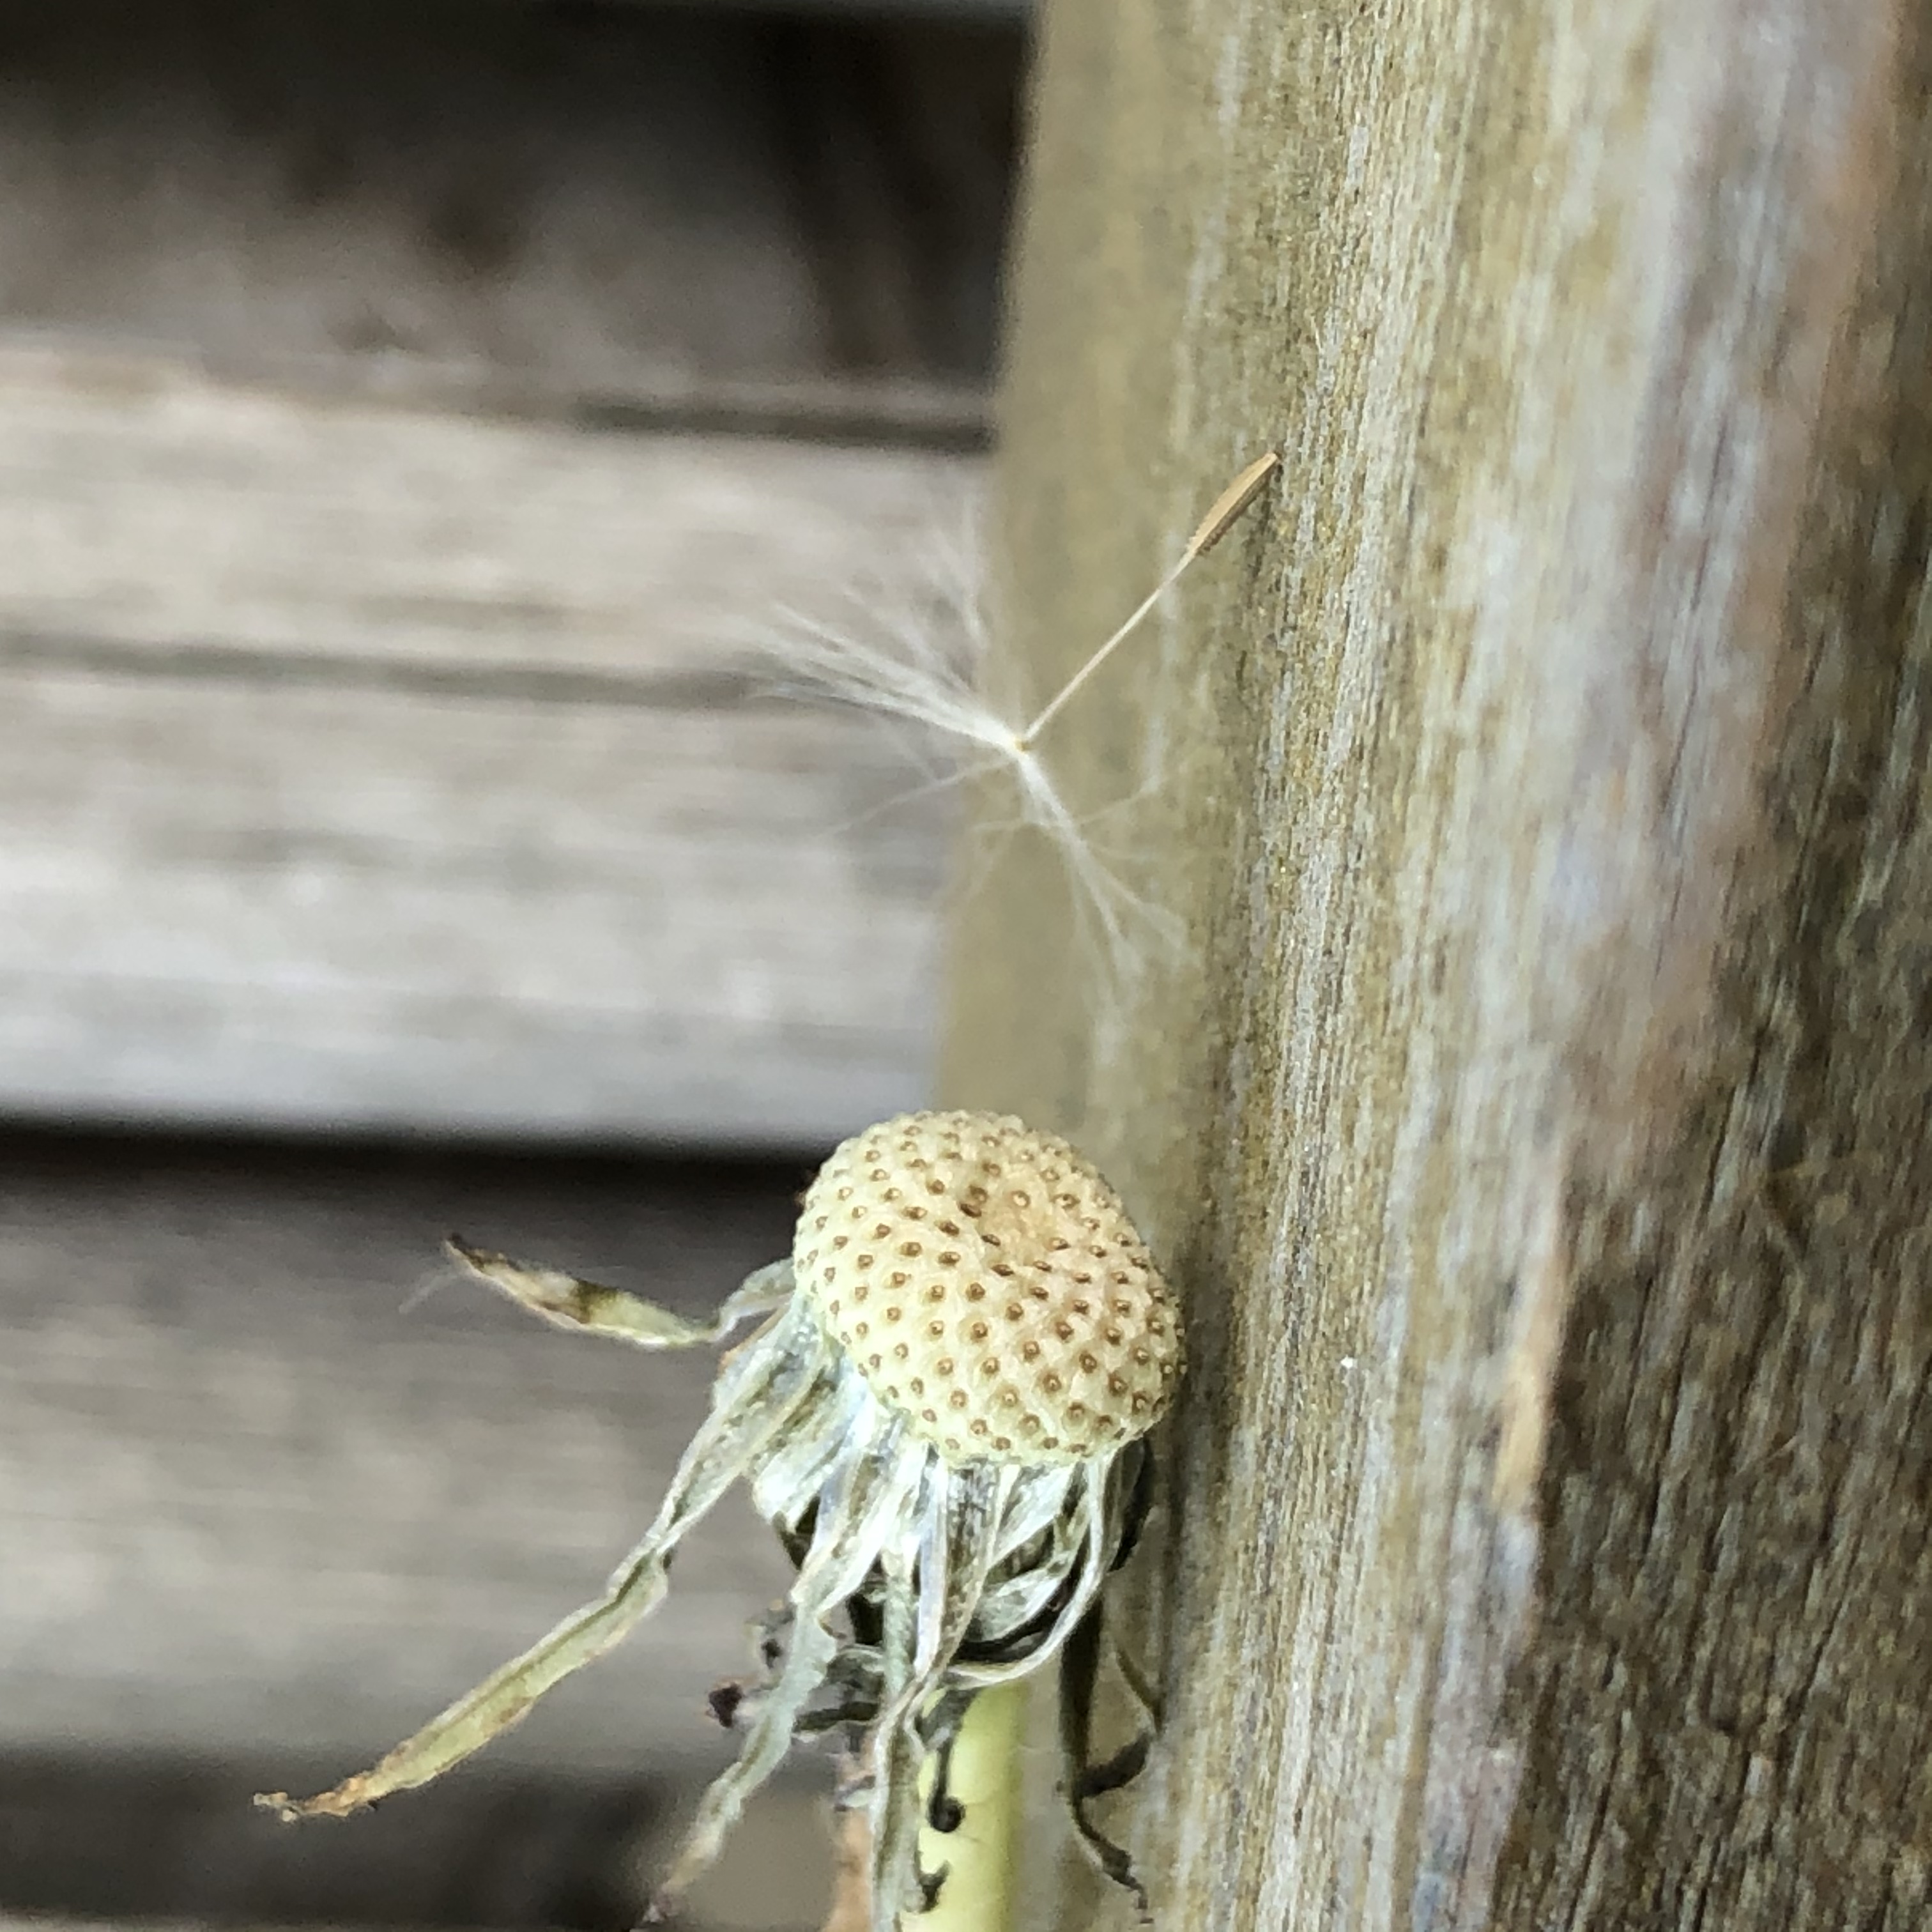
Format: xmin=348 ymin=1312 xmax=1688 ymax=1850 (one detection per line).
xmin=263 ymin=1105 xmax=1187 ymax=1929
xmin=796 ymin=1110 xmax=1181 ymax=1460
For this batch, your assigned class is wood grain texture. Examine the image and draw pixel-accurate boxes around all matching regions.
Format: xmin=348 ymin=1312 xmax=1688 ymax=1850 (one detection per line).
xmin=941 ymin=0 xmax=1928 ymax=1928
xmin=0 ymin=0 xmax=1022 ymax=1146
xmin=0 ymin=349 xmax=978 ymax=1144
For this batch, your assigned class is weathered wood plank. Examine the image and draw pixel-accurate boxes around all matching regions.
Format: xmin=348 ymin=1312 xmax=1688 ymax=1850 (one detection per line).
xmin=0 ymin=1770 xmax=831 ymax=1929
xmin=0 ymin=346 xmax=980 ymax=677
xmin=0 ymin=351 xmax=979 ymax=1142
xmin=943 ymin=0 xmax=1929 ymax=1928
xmin=0 ymin=4 xmax=1016 ymax=402
xmin=0 ymin=1133 xmax=806 ymax=1775
xmin=0 ymin=0 xmax=1020 ymax=1146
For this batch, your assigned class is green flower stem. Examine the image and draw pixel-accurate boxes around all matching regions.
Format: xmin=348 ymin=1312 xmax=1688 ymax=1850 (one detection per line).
xmin=916 ymin=1681 xmax=1030 ymax=1932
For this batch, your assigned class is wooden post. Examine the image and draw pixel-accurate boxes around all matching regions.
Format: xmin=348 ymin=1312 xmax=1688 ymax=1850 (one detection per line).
xmin=940 ymin=1 xmax=1931 ymax=1926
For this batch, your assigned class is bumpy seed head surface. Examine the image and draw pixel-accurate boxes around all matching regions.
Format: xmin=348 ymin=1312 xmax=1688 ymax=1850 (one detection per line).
xmin=794 ymin=1110 xmax=1181 ymax=1464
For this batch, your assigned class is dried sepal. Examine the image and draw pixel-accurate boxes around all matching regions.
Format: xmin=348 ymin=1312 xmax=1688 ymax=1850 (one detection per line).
xmin=447 ymin=1237 xmax=791 ymax=1348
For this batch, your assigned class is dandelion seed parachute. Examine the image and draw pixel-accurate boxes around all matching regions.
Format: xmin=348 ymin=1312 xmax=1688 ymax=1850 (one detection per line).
xmin=257 ymin=1110 xmax=1181 ymax=1932
xmin=765 ymin=452 xmax=1282 ymax=997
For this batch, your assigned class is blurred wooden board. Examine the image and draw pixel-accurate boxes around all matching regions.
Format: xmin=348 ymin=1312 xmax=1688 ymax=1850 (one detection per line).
xmin=0 ymin=4 xmax=1016 ymax=400
xmin=0 ymin=0 xmax=1016 ymax=1146
xmin=0 ymin=1761 xmax=831 ymax=1929
xmin=0 ymin=348 xmax=980 ymax=1144
xmin=0 ymin=1133 xmax=810 ymax=1778
xmin=0 ymin=1767 xmax=829 ymax=1932
xmin=0 ymin=1140 xmax=842 ymax=1926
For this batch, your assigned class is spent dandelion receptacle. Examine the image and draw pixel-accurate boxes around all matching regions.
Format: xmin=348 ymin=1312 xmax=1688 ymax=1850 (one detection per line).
xmin=259 ymin=1112 xmax=1182 ymax=1931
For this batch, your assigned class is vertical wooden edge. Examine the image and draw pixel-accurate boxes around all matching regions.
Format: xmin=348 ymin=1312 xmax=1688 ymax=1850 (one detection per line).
xmin=948 ymin=0 xmax=1929 ymax=1926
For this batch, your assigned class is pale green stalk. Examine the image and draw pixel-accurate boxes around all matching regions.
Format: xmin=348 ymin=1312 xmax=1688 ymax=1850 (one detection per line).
xmin=914 ymin=1682 xmax=1031 ymax=1932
